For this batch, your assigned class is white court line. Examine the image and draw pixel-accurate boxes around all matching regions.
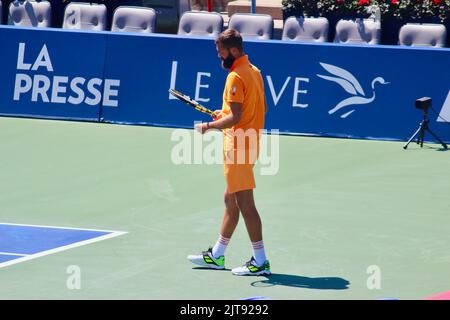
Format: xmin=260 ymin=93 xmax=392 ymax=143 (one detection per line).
xmin=0 ymin=222 xmax=125 ymax=234
xmin=0 ymin=252 xmax=29 ymax=257
xmin=0 ymin=224 xmax=127 ymax=269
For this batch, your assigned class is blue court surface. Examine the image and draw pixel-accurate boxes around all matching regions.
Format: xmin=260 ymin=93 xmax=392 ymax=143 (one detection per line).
xmin=0 ymin=223 xmax=127 ymax=268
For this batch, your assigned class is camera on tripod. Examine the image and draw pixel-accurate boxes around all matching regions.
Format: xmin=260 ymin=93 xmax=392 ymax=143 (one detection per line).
xmin=415 ymin=97 xmax=431 ymax=110
xmin=404 ymin=97 xmax=448 ymax=150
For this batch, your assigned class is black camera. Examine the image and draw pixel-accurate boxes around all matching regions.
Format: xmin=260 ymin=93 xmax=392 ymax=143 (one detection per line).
xmin=415 ymin=97 xmax=432 ymax=110
xmin=404 ymin=96 xmax=448 ymax=150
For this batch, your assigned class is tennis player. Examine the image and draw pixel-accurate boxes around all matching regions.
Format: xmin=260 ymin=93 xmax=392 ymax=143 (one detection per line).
xmin=188 ymin=29 xmax=270 ymax=276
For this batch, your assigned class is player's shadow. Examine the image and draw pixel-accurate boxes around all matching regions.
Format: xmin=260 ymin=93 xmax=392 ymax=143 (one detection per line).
xmin=251 ymin=273 xmax=350 ymax=290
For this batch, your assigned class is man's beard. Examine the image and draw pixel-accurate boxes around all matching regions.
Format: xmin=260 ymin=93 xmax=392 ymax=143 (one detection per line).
xmin=221 ymin=51 xmax=235 ymax=70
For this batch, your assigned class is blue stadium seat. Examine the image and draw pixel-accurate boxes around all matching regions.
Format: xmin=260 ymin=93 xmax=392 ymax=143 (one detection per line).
xmin=282 ymin=16 xmax=329 ymax=42
xmin=178 ymin=11 xmax=223 ymax=37
xmin=399 ymin=23 xmax=447 ymax=48
xmin=111 ymin=6 xmax=156 ymax=33
xmin=334 ymin=18 xmax=381 ymax=45
xmin=228 ymin=13 xmax=273 ymax=40
xmin=62 ymin=2 xmax=107 ymax=31
xmin=8 ymin=0 xmax=51 ymax=28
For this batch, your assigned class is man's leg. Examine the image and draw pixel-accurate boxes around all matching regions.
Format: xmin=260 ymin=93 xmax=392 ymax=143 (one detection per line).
xmin=220 ymin=190 xmax=240 ymax=238
xmin=232 ymin=189 xmax=270 ymax=275
xmin=187 ymin=190 xmax=240 ymax=268
xmin=212 ymin=190 xmax=240 ymax=259
xmin=235 ymin=189 xmax=262 ymax=242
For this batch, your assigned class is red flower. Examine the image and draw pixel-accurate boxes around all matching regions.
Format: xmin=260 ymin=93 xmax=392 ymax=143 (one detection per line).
xmin=432 ymin=0 xmax=441 ymax=4
xmin=336 ymin=0 xmax=344 ymax=3
xmin=358 ymin=0 xmax=370 ymax=5
xmin=391 ymin=0 xmax=398 ymax=4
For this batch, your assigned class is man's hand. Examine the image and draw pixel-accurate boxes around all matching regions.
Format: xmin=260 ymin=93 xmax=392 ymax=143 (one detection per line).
xmin=212 ymin=110 xmax=222 ymax=120
xmin=195 ymin=122 xmax=210 ymax=134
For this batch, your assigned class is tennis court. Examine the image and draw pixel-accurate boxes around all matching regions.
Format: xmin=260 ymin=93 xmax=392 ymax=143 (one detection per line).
xmin=0 ymin=116 xmax=449 ymax=300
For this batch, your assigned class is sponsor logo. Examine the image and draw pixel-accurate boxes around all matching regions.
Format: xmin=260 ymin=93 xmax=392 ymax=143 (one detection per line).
xmin=13 ymin=43 xmax=121 ymax=107
xmin=317 ymin=62 xmax=389 ymax=118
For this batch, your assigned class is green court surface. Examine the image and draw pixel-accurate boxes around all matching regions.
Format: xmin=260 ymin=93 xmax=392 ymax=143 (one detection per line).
xmin=0 ymin=116 xmax=449 ymax=300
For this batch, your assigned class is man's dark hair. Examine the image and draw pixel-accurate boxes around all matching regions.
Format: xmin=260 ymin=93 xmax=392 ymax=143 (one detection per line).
xmin=215 ymin=29 xmax=243 ymax=51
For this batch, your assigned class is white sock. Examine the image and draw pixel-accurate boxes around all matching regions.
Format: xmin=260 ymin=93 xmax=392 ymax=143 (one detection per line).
xmin=212 ymin=234 xmax=230 ymax=258
xmin=252 ymin=240 xmax=267 ymax=266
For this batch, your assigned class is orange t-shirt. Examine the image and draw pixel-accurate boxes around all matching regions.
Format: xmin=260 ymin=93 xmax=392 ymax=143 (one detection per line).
xmin=221 ymin=55 xmax=265 ymax=163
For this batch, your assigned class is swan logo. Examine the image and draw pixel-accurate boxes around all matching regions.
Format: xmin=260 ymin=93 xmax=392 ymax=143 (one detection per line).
xmin=317 ymin=62 xmax=389 ymax=118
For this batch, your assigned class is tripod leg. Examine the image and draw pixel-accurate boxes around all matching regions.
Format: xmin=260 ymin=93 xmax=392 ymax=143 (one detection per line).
xmin=425 ymin=128 xmax=448 ymax=149
xmin=420 ymin=125 xmax=425 ymax=148
xmin=416 ymin=127 xmax=422 ymax=145
xmin=418 ymin=121 xmax=428 ymax=147
xmin=403 ymin=125 xmax=422 ymax=149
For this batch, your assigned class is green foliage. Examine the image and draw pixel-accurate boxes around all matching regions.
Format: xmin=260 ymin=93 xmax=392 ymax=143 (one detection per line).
xmin=282 ymin=0 xmax=450 ymax=21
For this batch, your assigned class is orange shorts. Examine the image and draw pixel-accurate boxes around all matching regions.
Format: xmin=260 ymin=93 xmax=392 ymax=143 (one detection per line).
xmin=224 ymin=163 xmax=256 ymax=194
xmin=223 ymin=149 xmax=256 ymax=194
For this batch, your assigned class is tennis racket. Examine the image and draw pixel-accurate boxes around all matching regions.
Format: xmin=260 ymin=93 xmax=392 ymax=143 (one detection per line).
xmin=169 ymin=88 xmax=215 ymax=117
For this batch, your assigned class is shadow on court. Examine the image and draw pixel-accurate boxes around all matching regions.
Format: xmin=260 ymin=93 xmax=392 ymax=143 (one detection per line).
xmin=251 ymin=274 xmax=350 ymax=290
xmin=193 ymin=267 xmax=232 ymax=271
xmin=405 ymin=144 xmax=449 ymax=152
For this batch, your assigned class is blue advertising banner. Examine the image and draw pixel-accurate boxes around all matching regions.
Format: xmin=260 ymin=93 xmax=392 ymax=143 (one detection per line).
xmin=244 ymin=40 xmax=450 ymax=141
xmin=102 ymin=32 xmax=450 ymax=142
xmin=0 ymin=25 xmax=449 ymax=143
xmin=100 ymin=33 xmax=225 ymax=128
xmin=0 ymin=26 xmax=108 ymax=121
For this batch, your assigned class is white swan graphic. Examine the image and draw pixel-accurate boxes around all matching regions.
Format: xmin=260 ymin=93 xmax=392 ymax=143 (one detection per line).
xmin=317 ymin=62 xmax=389 ymax=118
